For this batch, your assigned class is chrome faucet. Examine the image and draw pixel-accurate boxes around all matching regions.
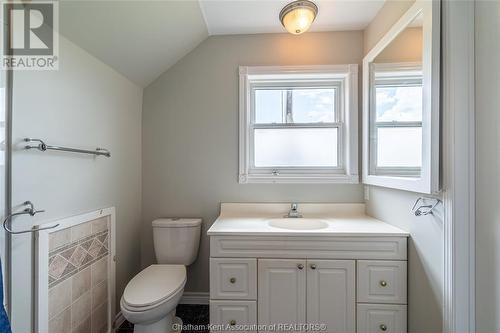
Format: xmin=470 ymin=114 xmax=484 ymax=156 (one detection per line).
xmin=286 ymin=203 xmax=303 ymax=218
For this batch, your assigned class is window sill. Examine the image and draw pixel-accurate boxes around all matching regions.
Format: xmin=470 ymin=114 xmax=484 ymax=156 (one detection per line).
xmin=238 ymin=173 xmax=359 ymax=184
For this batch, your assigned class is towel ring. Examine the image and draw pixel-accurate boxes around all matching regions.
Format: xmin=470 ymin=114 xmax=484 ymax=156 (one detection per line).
xmin=3 ymin=201 xmax=58 ymax=234
xmin=412 ymin=197 xmax=441 ymax=216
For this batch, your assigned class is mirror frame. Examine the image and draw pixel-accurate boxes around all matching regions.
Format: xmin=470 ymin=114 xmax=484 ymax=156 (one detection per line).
xmin=362 ymin=0 xmax=440 ymax=194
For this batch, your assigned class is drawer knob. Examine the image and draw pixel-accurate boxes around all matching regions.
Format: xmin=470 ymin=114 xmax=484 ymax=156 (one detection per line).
xmin=229 ymin=277 xmax=236 ymax=284
xmin=229 ymin=320 xmax=237 ymax=326
xmin=380 ymin=324 xmax=387 ymax=331
xmin=310 ymin=264 xmax=317 ymax=270
xmin=380 ymin=280 xmax=388 ymax=287
xmin=297 ymin=263 xmax=304 ymax=270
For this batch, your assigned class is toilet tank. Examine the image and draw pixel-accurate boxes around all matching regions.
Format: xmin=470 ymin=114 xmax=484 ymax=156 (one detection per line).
xmin=152 ymin=218 xmax=202 ymax=265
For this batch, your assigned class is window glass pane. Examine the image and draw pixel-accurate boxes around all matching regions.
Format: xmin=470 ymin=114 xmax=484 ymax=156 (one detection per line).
xmin=377 ymin=127 xmax=422 ymax=168
xmin=375 ymin=85 xmax=422 ymax=122
xmin=292 ymin=88 xmax=335 ymax=123
xmin=254 ymin=88 xmax=335 ymax=124
xmin=255 ymin=90 xmax=284 ymax=124
xmin=254 ymin=128 xmax=338 ymax=167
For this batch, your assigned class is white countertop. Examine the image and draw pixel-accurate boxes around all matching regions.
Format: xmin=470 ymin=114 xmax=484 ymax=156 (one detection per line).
xmin=207 ymin=203 xmax=409 ymax=237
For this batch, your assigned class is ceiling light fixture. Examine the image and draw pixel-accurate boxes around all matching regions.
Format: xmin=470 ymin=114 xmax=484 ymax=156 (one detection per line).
xmin=279 ymin=0 xmax=318 ymax=35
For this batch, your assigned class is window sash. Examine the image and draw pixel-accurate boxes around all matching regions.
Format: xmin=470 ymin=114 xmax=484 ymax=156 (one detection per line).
xmin=370 ymin=121 xmax=423 ymax=175
xmin=248 ymin=123 xmax=344 ymax=173
xmin=249 ymin=80 xmax=344 ymax=173
xmin=250 ymin=80 xmax=342 ymax=125
xmin=369 ymin=64 xmax=424 ymax=176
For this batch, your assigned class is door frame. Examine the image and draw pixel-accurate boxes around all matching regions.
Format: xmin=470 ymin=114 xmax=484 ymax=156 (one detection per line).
xmin=442 ymin=1 xmax=475 ymax=332
xmin=2 ymin=2 xmax=13 ymax=315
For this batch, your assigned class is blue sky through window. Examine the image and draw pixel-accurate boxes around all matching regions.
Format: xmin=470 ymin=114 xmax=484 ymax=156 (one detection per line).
xmin=255 ymin=88 xmax=335 ymax=124
xmin=376 ymin=85 xmax=422 ymax=122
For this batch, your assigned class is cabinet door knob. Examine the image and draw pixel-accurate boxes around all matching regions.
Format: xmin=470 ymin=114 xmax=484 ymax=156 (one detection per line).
xmin=379 ymin=324 xmax=387 ymax=331
xmin=297 ymin=263 xmax=304 ymax=270
xmin=380 ymin=280 xmax=388 ymax=287
xmin=229 ymin=277 xmax=236 ymax=284
xmin=229 ymin=320 xmax=237 ymax=326
xmin=310 ymin=264 xmax=317 ymax=270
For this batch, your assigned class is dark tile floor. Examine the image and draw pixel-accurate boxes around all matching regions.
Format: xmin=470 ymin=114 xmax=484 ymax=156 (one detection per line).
xmin=116 ymin=304 xmax=209 ymax=333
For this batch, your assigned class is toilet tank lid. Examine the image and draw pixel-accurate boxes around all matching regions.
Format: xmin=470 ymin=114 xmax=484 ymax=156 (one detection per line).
xmin=152 ymin=218 xmax=202 ymax=228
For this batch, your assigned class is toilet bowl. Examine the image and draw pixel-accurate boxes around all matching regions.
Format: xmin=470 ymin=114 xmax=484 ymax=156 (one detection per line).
xmin=121 ymin=218 xmax=201 ymax=333
xmin=121 ymin=265 xmax=186 ymax=332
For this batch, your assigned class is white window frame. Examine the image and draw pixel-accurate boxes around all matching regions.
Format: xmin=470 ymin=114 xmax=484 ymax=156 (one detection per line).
xmin=362 ymin=0 xmax=440 ymax=194
xmin=369 ymin=62 xmax=423 ymax=177
xmin=239 ymin=65 xmax=359 ymax=184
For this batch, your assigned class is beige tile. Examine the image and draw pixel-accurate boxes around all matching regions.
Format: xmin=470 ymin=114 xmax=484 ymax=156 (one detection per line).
xmin=91 ymin=217 xmax=108 ymax=234
xmin=48 ymin=307 xmax=71 ymax=333
xmin=91 ymin=279 xmax=107 ymax=310
xmin=72 ymin=316 xmax=91 ymax=333
xmin=49 ymin=254 xmax=70 ymax=280
xmin=49 ymin=278 xmax=71 ymax=319
xmin=91 ymin=257 xmax=107 ymax=287
xmin=91 ymin=301 xmax=108 ymax=333
xmin=71 ymin=222 xmax=92 ymax=242
xmin=71 ymin=291 xmax=91 ymax=328
xmin=49 ymin=228 xmax=71 ymax=251
xmin=72 ymin=266 xmax=91 ymax=302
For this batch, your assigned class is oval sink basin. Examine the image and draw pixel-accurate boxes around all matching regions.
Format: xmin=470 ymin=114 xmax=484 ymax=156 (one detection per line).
xmin=267 ymin=218 xmax=329 ymax=230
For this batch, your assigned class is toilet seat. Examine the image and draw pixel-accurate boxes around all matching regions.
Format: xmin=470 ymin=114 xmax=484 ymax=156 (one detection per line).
xmin=122 ymin=264 xmax=186 ymax=311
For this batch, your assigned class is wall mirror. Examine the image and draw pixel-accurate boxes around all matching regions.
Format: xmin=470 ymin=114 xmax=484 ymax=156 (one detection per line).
xmin=362 ymin=0 xmax=440 ymax=194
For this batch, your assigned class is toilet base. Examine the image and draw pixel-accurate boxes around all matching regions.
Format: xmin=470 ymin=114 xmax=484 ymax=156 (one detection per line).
xmin=133 ymin=311 xmax=182 ymax=333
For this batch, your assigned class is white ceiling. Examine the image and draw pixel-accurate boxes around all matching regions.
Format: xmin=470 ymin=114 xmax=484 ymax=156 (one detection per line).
xmin=199 ymin=0 xmax=385 ymax=35
xmin=59 ymin=0 xmax=385 ymax=87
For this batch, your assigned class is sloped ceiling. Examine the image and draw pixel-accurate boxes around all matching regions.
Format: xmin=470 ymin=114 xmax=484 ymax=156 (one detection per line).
xmin=59 ymin=1 xmax=209 ymax=87
xmin=59 ymin=0 xmax=384 ymax=88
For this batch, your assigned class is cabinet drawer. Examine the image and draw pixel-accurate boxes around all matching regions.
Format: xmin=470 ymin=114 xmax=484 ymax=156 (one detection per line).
xmin=357 ymin=261 xmax=407 ymax=304
xmin=210 ymin=258 xmax=257 ymax=300
xmin=357 ymin=304 xmax=407 ymax=333
xmin=210 ymin=300 xmax=257 ymax=332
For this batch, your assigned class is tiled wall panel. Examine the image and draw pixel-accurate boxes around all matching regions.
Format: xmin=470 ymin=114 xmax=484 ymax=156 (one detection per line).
xmin=48 ymin=217 xmax=110 ymax=333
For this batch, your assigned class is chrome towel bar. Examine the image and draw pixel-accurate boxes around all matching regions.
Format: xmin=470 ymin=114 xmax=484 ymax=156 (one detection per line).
xmin=24 ymin=138 xmax=111 ymax=157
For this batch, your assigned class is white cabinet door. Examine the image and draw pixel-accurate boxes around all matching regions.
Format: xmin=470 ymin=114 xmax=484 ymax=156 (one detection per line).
xmin=357 ymin=304 xmax=407 ymax=333
xmin=306 ymin=260 xmax=356 ymax=333
xmin=258 ymin=259 xmax=306 ymax=331
xmin=210 ymin=258 xmax=257 ymax=300
xmin=357 ymin=260 xmax=407 ymax=304
xmin=210 ymin=300 xmax=257 ymax=332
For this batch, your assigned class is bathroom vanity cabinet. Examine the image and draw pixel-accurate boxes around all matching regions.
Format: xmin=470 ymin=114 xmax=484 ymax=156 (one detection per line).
xmin=208 ymin=204 xmax=409 ymax=333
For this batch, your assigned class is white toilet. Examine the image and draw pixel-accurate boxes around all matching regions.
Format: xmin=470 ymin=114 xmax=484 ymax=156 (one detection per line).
xmin=121 ymin=218 xmax=202 ymax=333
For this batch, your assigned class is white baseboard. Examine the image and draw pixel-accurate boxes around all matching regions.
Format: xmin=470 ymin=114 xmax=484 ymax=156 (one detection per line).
xmin=180 ymin=291 xmax=209 ymax=305
xmin=113 ymin=311 xmax=126 ymax=332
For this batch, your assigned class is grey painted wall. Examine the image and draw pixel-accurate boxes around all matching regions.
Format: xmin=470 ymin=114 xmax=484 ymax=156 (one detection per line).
xmin=11 ymin=35 xmax=142 ymax=331
xmin=475 ymin=1 xmax=500 ymax=331
xmin=365 ymin=187 xmax=443 ymax=333
xmin=363 ymin=0 xmax=415 ymax=54
xmin=142 ymin=32 xmax=365 ymax=292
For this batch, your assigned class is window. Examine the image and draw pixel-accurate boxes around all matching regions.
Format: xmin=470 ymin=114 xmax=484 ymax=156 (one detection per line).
xmin=370 ymin=63 xmax=423 ymax=176
xmin=239 ymin=65 xmax=359 ymax=183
